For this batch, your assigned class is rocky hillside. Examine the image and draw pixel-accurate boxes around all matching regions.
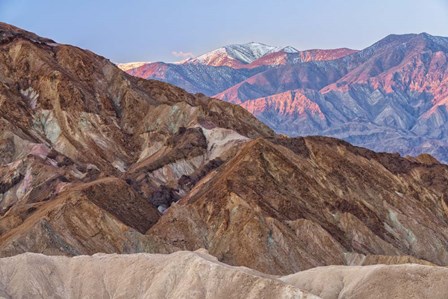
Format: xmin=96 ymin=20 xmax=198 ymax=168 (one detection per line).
xmin=0 ymin=22 xmax=447 ymax=279
xmin=123 ymin=34 xmax=448 ymax=163
xmin=147 ymin=136 xmax=448 ymax=274
xmin=0 ymin=251 xmax=447 ymax=299
xmin=0 ymin=22 xmax=272 ymax=257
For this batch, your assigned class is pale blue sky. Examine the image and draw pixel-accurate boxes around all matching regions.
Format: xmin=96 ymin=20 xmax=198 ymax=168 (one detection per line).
xmin=1 ymin=0 xmax=447 ymax=62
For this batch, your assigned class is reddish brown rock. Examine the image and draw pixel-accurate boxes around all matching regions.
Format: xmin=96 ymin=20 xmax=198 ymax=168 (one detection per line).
xmin=148 ymin=137 xmax=448 ymax=274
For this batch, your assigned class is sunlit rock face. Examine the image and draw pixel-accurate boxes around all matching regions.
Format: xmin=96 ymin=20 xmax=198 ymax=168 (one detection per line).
xmin=1 ymin=22 xmax=448 ymax=280
xmin=123 ymin=34 xmax=448 ymax=163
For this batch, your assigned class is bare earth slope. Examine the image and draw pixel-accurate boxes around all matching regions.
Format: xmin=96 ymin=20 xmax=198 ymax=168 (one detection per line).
xmin=0 ymin=251 xmax=315 ymax=299
xmin=282 ymin=263 xmax=448 ymax=299
xmin=0 ymin=251 xmax=447 ymax=299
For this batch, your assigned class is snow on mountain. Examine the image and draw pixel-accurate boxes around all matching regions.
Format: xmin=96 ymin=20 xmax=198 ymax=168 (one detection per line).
xmin=186 ymin=42 xmax=281 ymax=67
xmin=281 ymin=46 xmax=299 ymax=53
xmin=224 ymin=42 xmax=280 ymax=63
xmin=180 ymin=43 xmax=354 ymax=69
xmin=121 ymin=35 xmax=448 ymax=162
xmin=188 ymin=47 xmax=245 ymax=68
xmin=117 ymin=61 xmax=150 ymax=71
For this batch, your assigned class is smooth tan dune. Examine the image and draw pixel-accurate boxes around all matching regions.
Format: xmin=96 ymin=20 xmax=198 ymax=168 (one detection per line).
xmin=0 ymin=251 xmax=315 ymax=299
xmin=282 ymin=264 xmax=448 ymax=299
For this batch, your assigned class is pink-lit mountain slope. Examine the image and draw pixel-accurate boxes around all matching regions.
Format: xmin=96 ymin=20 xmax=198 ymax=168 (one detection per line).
xmin=125 ymin=43 xmax=356 ymax=95
xmin=121 ymin=35 xmax=448 ymax=163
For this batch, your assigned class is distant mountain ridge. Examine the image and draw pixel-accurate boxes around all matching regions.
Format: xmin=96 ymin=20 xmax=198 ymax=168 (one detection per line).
xmin=121 ymin=34 xmax=448 ymax=163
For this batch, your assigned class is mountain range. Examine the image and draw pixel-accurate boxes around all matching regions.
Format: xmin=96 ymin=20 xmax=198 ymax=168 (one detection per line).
xmin=1 ymin=22 xmax=448 ymax=298
xmin=122 ymin=35 xmax=448 ymax=163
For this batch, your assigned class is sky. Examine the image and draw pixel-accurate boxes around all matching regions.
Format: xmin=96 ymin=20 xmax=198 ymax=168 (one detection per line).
xmin=1 ymin=0 xmax=448 ymax=63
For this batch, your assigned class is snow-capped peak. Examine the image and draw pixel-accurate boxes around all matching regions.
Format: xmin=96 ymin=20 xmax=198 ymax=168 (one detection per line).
xmin=183 ymin=43 xmax=303 ymax=67
xmin=223 ymin=42 xmax=280 ymax=63
xmin=280 ymin=46 xmax=299 ymax=54
xmin=188 ymin=42 xmax=282 ymax=67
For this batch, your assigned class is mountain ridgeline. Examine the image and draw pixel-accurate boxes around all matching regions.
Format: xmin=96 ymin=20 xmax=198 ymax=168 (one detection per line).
xmin=123 ymin=35 xmax=448 ymax=163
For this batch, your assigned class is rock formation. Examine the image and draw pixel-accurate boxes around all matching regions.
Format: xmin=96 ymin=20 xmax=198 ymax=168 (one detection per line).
xmin=0 ymin=21 xmax=271 ymax=257
xmin=0 ymin=22 xmax=447 ymax=281
xmin=147 ymin=136 xmax=448 ymax=274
